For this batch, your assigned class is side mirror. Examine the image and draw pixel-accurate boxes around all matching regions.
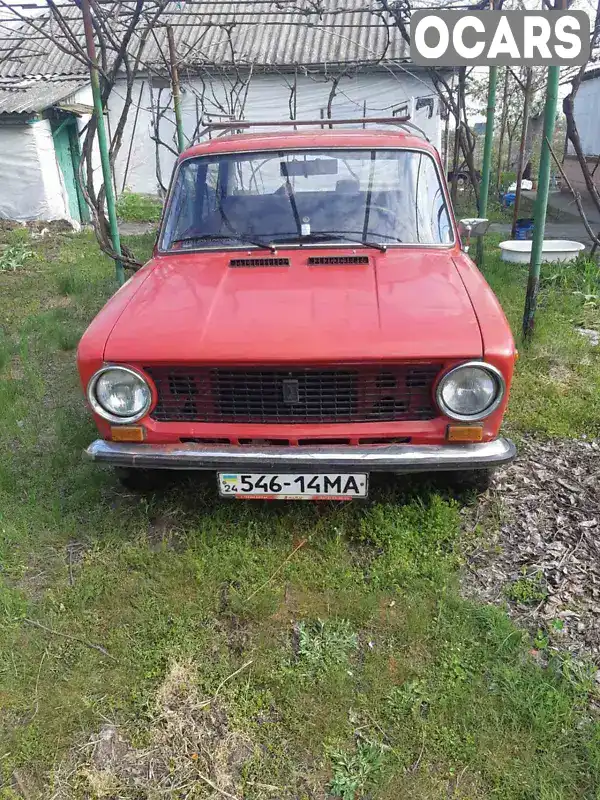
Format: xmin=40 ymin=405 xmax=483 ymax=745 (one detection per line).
xmin=458 ymin=218 xmax=490 ymax=253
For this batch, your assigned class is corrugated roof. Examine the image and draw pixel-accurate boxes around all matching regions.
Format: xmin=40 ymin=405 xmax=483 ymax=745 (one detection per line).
xmin=0 ymin=0 xmax=410 ymax=83
xmin=581 ymin=66 xmax=600 ymax=83
xmin=0 ymin=77 xmax=87 ymax=113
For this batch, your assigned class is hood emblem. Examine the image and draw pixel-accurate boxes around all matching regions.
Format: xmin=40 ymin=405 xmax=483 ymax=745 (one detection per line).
xmin=282 ymin=378 xmax=300 ymax=405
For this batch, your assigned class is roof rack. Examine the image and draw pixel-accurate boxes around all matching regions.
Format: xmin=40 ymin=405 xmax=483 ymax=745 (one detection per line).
xmin=196 ymin=116 xmax=431 ymax=143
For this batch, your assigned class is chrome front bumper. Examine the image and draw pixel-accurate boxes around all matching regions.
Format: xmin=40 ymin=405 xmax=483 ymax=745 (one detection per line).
xmin=85 ymin=438 xmax=516 ymax=473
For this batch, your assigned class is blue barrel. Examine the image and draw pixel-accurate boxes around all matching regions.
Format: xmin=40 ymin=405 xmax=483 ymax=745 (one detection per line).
xmin=515 ymin=218 xmax=534 ymax=240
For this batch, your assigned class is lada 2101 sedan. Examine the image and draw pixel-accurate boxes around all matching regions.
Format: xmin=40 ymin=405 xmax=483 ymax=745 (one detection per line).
xmin=78 ymin=118 xmax=516 ymax=499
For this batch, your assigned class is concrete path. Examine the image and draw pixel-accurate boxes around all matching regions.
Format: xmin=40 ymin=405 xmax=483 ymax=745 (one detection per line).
xmin=119 ymin=221 xmax=157 ymax=236
xmin=535 ymin=189 xmax=600 ymax=227
xmin=489 ymin=221 xmax=595 ymax=244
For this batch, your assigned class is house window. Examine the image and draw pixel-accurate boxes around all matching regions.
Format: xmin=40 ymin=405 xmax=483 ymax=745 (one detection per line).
xmin=392 ymin=103 xmax=409 ymax=118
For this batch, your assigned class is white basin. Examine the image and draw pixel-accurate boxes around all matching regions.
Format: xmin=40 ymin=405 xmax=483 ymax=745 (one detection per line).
xmin=499 ymin=239 xmax=585 ymax=264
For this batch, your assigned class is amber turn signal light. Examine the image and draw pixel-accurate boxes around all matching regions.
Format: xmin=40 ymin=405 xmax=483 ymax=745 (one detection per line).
xmin=447 ymin=424 xmax=484 ymax=442
xmin=110 ymin=426 xmax=145 ymax=442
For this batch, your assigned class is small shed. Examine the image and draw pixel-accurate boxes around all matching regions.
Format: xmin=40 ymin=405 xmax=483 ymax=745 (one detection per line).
xmin=562 ymin=67 xmax=600 ymax=195
xmin=0 ymin=77 xmax=90 ymax=224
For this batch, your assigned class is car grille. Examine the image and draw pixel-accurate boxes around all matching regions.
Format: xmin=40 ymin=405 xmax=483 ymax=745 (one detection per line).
xmin=145 ymin=364 xmax=441 ymax=424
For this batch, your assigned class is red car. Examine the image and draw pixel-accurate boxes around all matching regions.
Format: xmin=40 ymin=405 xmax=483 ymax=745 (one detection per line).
xmin=78 ymin=120 xmax=516 ymax=499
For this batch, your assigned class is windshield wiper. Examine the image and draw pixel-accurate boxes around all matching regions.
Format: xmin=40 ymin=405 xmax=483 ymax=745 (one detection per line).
xmin=270 ymin=231 xmax=389 ymax=253
xmin=171 ymin=233 xmax=275 ymax=252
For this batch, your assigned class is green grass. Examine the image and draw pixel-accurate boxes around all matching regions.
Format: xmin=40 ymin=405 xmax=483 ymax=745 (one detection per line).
xmin=504 ymin=571 xmax=548 ymax=604
xmin=1 ymin=230 xmax=600 ymax=798
xmin=116 ymin=191 xmax=163 ymax=223
xmin=480 ymin=234 xmax=600 ymax=437
xmin=454 ymin=195 xmax=514 ymax=224
xmin=0 ymin=242 xmax=36 ymax=272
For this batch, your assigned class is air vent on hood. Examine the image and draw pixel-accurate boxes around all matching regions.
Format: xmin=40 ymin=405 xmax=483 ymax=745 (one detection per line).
xmin=229 ymin=257 xmax=290 ymax=268
xmin=308 ymin=255 xmax=369 ymax=265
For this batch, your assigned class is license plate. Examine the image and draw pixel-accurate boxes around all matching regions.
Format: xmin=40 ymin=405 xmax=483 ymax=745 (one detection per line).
xmin=218 ymin=472 xmax=368 ymax=500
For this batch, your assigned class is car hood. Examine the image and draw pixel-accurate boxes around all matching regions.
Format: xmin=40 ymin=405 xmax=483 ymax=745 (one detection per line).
xmin=104 ymin=249 xmax=483 ymax=363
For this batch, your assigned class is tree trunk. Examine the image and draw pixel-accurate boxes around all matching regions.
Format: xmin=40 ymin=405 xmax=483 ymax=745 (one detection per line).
xmin=561 ymin=0 xmax=600 ymax=213
xmin=495 ymin=68 xmax=510 ymax=190
xmin=450 ymin=67 xmax=465 ymax=203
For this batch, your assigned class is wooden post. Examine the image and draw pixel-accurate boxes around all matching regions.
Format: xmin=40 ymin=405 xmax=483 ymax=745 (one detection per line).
xmin=475 ymin=61 xmax=498 ymax=266
xmin=495 ymin=67 xmax=510 ymax=192
xmin=450 ymin=68 xmax=463 ymax=204
xmin=511 ymin=68 xmax=533 ymax=239
xmin=443 ymin=94 xmax=451 ymax=174
xmin=194 ymin=93 xmax=200 ymax=144
xmin=167 ymin=24 xmax=185 ymax=153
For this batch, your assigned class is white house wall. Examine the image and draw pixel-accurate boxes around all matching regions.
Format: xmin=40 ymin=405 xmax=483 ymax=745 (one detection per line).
xmin=0 ymin=118 xmax=71 ymax=221
xmin=568 ymin=77 xmax=600 ymax=157
xmin=103 ymin=70 xmax=441 ymax=196
xmin=32 ymin=120 xmax=73 ymax=221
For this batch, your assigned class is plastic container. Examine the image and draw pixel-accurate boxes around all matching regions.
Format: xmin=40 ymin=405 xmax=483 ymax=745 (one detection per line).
xmin=499 ymin=240 xmax=585 ymax=264
xmin=514 ymin=218 xmax=534 ymax=240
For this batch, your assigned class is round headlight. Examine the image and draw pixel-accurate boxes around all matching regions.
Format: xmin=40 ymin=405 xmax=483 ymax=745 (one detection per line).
xmin=88 ymin=366 xmax=152 ymax=423
xmin=436 ymin=362 xmax=504 ymax=421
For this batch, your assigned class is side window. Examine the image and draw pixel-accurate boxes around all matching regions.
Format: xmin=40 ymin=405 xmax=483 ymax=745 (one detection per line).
xmin=161 ymin=161 xmax=198 ymax=247
xmin=414 ymin=155 xmax=452 ymax=243
xmin=198 ymin=162 xmax=219 ymax=221
xmin=433 ymin=186 xmax=452 ymax=243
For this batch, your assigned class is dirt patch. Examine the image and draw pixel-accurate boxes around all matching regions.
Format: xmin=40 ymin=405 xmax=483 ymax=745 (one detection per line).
xmin=462 ymin=435 xmax=600 ymax=661
xmin=216 ymin=614 xmax=252 ymax=657
xmin=43 ymin=295 xmax=73 ymax=310
xmin=65 ymin=541 xmax=88 ymax=586
xmin=53 ymin=660 xmax=254 ymax=798
xmin=5 ymin=355 xmax=25 ymax=381
xmin=11 ymin=767 xmax=41 ymax=799
xmin=0 ymin=219 xmax=76 ymax=235
xmin=270 ymin=584 xmax=331 ymax=624
xmin=548 ymin=364 xmax=577 ymax=390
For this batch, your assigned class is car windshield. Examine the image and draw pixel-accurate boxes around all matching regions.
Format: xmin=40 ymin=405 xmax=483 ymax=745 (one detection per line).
xmin=160 ymin=148 xmax=453 ymax=251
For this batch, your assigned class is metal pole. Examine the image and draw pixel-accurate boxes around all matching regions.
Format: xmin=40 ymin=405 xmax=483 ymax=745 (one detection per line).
xmin=475 ymin=64 xmax=498 ymax=265
xmin=81 ymin=0 xmax=124 ymax=286
xmin=511 ymin=68 xmax=533 ymax=239
xmin=522 ymin=65 xmax=560 ymax=339
xmin=167 ymin=25 xmax=185 ymax=153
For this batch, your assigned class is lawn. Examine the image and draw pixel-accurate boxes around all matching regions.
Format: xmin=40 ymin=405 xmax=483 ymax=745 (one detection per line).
xmin=116 ymin=191 xmax=163 ymax=223
xmin=1 ymin=227 xmax=600 ymax=799
xmin=454 ymin=194 xmax=514 ymax=224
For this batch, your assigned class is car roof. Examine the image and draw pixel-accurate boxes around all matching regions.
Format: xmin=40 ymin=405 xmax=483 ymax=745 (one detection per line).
xmin=179 ymin=128 xmax=437 ymax=160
